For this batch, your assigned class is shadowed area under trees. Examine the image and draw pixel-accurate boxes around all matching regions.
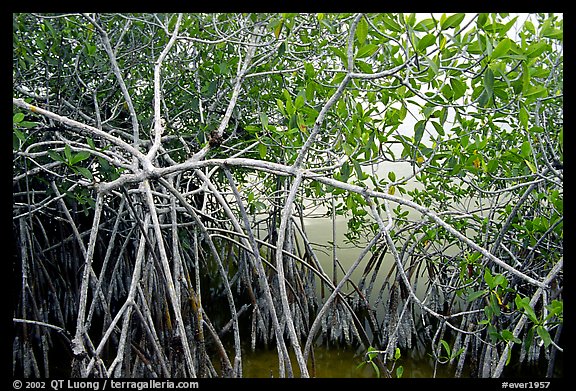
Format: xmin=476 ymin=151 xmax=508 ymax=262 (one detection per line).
xmin=12 ymin=13 xmax=562 ymax=378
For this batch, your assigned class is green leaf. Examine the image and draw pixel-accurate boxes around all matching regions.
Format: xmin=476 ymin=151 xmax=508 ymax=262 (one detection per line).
xmin=382 ymin=14 xmax=402 ymax=32
xmin=48 ymin=150 xmax=64 ymax=163
xmin=493 ymin=274 xmax=508 ymax=288
xmin=484 ymin=268 xmax=495 ymax=290
xmin=64 ymin=145 xmax=72 ymax=163
xmin=505 ymin=348 xmax=512 ymax=366
xmin=431 ymin=121 xmax=445 ymax=136
xmin=536 ymin=326 xmax=552 ymax=348
xmin=515 ymin=296 xmax=539 ymax=324
xmin=356 ymin=60 xmax=373 ymax=74
xmin=20 ymin=121 xmax=38 ymax=129
xmin=524 ymin=159 xmax=536 ymax=174
xmin=274 ymin=18 xmax=284 ymax=39
xmin=440 ymin=339 xmax=451 ymax=357
xmin=396 ymin=365 xmax=404 ymax=378
xmin=394 ymin=347 xmax=401 ymax=360
xmin=70 ymin=151 xmax=91 ymax=165
xmin=294 ymin=95 xmax=305 ymax=110
xmin=483 ymin=68 xmax=494 ymax=96
xmin=388 ymin=171 xmax=396 ymax=182
xmin=520 ymin=141 xmax=532 ymax=158
xmin=260 ymin=112 xmax=269 ymax=129
xmin=523 ymin=84 xmax=548 ymax=99
xmin=75 ymin=166 xmax=93 ymax=180
xmin=491 ymin=38 xmax=512 ymax=59
xmin=14 ymin=128 xmax=26 ymax=143
xmin=258 ymin=142 xmax=267 ymax=159
xmin=340 ymin=161 xmax=350 ymax=183
xmin=478 ymin=89 xmax=490 ymax=107
xmin=441 ymin=13 xmax=465 ymax=30
xmin=414 ymin=18 xmax=436 ymax=32
xmin=425 ymin=55 xmax=439 ymax=75
xmin=519 ymin=106 xmax=529 ymax=129
xmin=370 ymin=361 xmax=380 ymax=378
xmin=13 ymin=113 xmax=25 ymax=123
xmin=486 ymin=159 xmax=499 ymax=173
xmin=356 ymin=16 xmax=368 ymax=45
xmin=367 ymin=346 xmax=379 ymax=361
xmin=467 ymin=289 xmax=488 ymax=302
xmin=356 ymin=44 xmax=378 ymax=58
xmin=285 ymin=96 xmax=295 ymax=116
xmin=414 ymin=120 xmax=425 ymax=145
xmin=417 ymin=34 xmax=436 ymax=52
xmin=277 ymin=41 xmax=286 ymax=57
xmin=545 ymin=300 xmax=563 ymax=319
xmin=477 ymin=13 xmax=488 ymax=29
xmin=501 ymin=329 xmax=522 ymax=344
xmin=450 ymin=78 xmax=467 ymax=99
xmin=525 ymin=42 xmax=549 ymax=58
xmin=353 ymin=160 xmax=366 ymax=180
xmin=276 ymin=99 xmax=285 ymax=116
xmin=543 ymin=29 xmax=563 ymax=40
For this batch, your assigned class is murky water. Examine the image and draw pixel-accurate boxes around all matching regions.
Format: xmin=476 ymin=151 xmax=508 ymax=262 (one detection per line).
xmin=241 ymin=344 xmax=460 ymax=378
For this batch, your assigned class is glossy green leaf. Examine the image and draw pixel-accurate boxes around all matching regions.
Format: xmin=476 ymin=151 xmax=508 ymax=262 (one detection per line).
xmin=515 ymin=296 xmax=539 ymax=324
xmin=64 ymin=144 xmax=72 ymax=162
xmin=414 ymin=18 xmax=436 ymax=31
xmin=519 ymin=106 xmax=529 ymax=129
xmin=356 ymin=44 xmax=378 ymax=58
xmin=477 ymin=13 xmax=488 ymax=29
xmin=382 ymin=14 xmax=402 ymax=32
xmin=414 ymin=120 xmax=425 ymax=145
xmin=353 ymin=160 xmax=366 ymax=180
xmin=536 ymin=326 xmax=552 ymax=348
xmin=501 ymin=329 xmax=522 ymax=344
xmin=75 ymin=166 xmax=93 ymax=180
xmin=525 ymin=159 xmax=536 ymax=174
xmin=486 ymin=159 xmax=498 ymax=173
xmin=417 ymin=34 xmax=436 ymax=52
xmin=431 ymin=121 xmax=445 ymax=136
xmin=356 ymin=16 xmax=368 ymax=45
xmin=523 ymin=84 xmax=548 ymax=99
xmin=467 ymin=289 xmax=488 ymax=302
xmin=70 ymin=151 xmax=91 ymax=165
xmin=440 ymin=339 xmax=451 ymax=356
xmin=484 ymin=68 xmax=494 ymax=96
xmin=491 ymin=38 xmax=512 ymax=59
xmin=520 ymin=141 xmax=532 ymax=158
xmin=13 ymin=113 xmax=25 ymax=123
xmin=370 ymin=361 xmax=380 ymax=378
xmin=48 ymin=150 xmax=64 ymax=163
xmin=258 ymin=142 xmax=267 ymax=159
xmin=525 ymin=42 xmax=549 ymax=58
xmin=367 ymin=345 xmax=378 ymax=361
xmin=450 ymin=78 xmax=467 ymax=99
xmin=493 ymin=274 xmax=508 ymax=288
xmin=484 ymin=268 xmax=495 ymax=289
xmin=478 ymin=89 xmax=490 ymax=107
xmin=274 ymin=19 xmax=284 ymax=38
xmin=441 ymin=13 xmax=465 ymax=30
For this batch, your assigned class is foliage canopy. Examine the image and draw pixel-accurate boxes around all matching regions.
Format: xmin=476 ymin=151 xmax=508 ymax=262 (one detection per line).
xmin=13 ymin=13 xmax=562 ymax=378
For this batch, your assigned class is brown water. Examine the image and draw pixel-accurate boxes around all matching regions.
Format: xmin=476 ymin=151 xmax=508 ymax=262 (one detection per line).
xmin=241 ymin=345 xmax=458 ymax=378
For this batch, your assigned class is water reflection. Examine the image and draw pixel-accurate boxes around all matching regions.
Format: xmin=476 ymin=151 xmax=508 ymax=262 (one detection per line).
xmin=241 ymin=345 xmax=460 ymax=378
